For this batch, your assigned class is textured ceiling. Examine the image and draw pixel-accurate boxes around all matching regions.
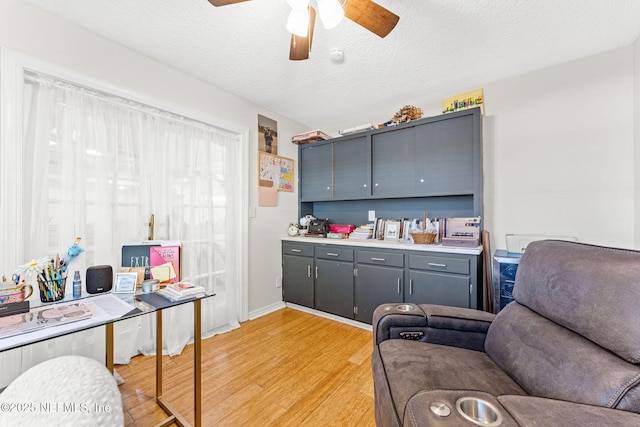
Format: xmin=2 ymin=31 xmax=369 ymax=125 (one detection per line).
xmin=22 ymin=0 xmax=640 ymax=129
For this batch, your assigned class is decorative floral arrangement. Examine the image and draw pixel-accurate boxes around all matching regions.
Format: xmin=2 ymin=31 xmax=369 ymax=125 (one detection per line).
xmin=390 ymin=105 xmax=423 ymax=125
xmin=14 ymin=256 xmax=52 ymax=282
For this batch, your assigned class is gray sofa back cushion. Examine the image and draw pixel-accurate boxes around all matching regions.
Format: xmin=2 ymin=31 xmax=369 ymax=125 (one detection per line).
xmin=512 ymin=240 xmax=640 ymax=363
xmin=486 ymin=302 xmax=640 ymax=411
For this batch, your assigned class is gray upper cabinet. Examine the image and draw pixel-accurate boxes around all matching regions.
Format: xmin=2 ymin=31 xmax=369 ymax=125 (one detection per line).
xmin=371 ymin=127 xmax=415 ymax=197
xmin=300 ymin=143 xmax=333 ymax=201
xmin=299 ymin=108 xmax=482 ymax=218
xmin=333 ymin=136 xmax=370 ymax=199
xmin=414 ymin=115 xmax=475 ymax=195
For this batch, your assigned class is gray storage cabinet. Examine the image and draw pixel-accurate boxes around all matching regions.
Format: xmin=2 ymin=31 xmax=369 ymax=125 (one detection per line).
xmin=313 ymin=246 xmax=354 ymax=318
xmin=355 ymin=250 xmax=405 ymax=324
xmin=282 ymin=240 xmax=483 ymax=324
xmin=406 ymin=252 xmax=480 ymax=309
xmin=282 ymin=242 xmax=314 ymax=308
xmin=298 ymin=108 xmax=483 ymax=225
xmin=299 ymin=143 xmax=332 ymax=201
xmin=288 ymin=107 xmax=484 ymax=323
xmin=333 ymin=136 xmax=370 ymax=199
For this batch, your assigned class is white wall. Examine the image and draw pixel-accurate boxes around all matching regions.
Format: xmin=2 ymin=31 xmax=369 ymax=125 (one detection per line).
xmin=483 ymin=48 xmax=635 ymax=250
xmin=318 ymin=47 xmax=637 ymax=251
xmin=0 ymin=0 xmax=306 ymax=315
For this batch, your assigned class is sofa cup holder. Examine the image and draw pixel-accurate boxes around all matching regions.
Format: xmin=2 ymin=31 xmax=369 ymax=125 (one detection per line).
xmin=385 ymin=304 xmax=416 ymax=312
xmin=455 ymin=397 xmax=502 ymax=426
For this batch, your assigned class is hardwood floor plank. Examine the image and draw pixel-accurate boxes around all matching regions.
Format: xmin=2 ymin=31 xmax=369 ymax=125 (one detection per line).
xmin=118 ymin=307 xmax=375 ymax=426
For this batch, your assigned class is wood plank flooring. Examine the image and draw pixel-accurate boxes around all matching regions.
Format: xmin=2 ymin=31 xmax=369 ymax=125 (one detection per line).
xmin=116 ymin=307 xmax=376 ymax=426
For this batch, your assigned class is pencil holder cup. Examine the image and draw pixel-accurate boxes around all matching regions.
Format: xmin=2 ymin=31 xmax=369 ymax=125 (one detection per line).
xmin=38 ymin=277 xmax=66 ymax=302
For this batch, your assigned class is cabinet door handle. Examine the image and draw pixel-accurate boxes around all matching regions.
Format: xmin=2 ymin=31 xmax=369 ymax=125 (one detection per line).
xmin=326 ymin=253 xmax=339 ymax=257
xmin=307 ymin=265 xmax=311 ymax=278
xmin=371 ymin=257 xmax=386 ymax=262
xmin=428 ymin=262 xmax=447 ymax=268
xmin=397 ymin=278 xmax=401 ymax=294
xmin=409 ymin=279 xmax=413 ymax=295
xmin=315 ymin=266 xmax=318 ymax=279
xmin=290 ymin=249 xmax=302 ymax=253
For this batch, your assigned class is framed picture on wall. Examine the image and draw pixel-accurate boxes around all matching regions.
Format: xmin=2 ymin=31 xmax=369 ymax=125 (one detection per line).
xmin=258 ymin=114 xmax=278 ymax=154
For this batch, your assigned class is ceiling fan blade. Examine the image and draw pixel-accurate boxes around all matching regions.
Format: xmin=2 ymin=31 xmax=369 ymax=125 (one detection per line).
xmin=289 ymin=6 xmax=317 ymax=61
xmin=343 ymin=0 xmax=399 ymax=38
xmin=208 ymin=0 xmax=250 ymax=6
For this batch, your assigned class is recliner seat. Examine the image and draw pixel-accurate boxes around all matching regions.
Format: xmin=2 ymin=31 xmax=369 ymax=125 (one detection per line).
xmin=371 ymin=240 xmax=640 ymax=426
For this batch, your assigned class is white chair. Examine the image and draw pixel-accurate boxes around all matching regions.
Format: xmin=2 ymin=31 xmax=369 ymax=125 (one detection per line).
xmin=0 ymin=355 xmax=123 ymax=426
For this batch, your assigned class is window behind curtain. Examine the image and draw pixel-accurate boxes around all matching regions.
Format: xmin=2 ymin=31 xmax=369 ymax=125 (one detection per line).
xmin=20 ymin=70 xmax=242 ymax=358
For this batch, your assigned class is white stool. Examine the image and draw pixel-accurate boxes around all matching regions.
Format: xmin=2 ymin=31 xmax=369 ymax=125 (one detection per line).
xmin=0 ymin=355 xmax=123 ymax=426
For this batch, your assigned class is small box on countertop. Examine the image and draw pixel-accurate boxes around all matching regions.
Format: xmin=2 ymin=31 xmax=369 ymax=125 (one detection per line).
xmin=329 ymin=224 xmax=356 ymax=234
xmin=326 ymin=232 xmax=346 ymax=239
xmin=441 ymin=217 xmax=481 ymax=248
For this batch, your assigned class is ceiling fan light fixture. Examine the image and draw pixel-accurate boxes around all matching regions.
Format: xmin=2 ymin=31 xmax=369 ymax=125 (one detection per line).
xmin=317 ymin=0 xmax=344 ymax=29
xmin=286 ymin=8 xmax=310 ymax=37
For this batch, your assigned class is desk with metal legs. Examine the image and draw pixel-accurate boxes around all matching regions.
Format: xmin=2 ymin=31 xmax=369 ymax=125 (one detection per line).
xmin=105 ymin=295 xmax=208 ymax=427
xmin=155 ymin=298 xmax=202 ymax=427
xmin=1 ymin=292 xmax=210 ymax=427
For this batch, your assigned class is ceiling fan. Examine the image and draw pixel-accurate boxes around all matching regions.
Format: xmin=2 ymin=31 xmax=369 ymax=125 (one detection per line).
xmin=208 ymin=0 xmax=400 ymax=60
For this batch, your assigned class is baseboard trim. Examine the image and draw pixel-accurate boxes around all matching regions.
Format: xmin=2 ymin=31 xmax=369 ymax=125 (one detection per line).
xmin=248 ymin=301 xmax=373 ymax=332
xmin=284 ymin=303 xmax=372 ymax=331
xmin=248 ymin=301 xmax=286 ymax=320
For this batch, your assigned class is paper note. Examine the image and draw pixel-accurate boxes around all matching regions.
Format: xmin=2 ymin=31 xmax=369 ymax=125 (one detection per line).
xmin=150 ymin=262 xmax=176 ymax=283
xmin=258 ymin=186 xmax=278 ymax=207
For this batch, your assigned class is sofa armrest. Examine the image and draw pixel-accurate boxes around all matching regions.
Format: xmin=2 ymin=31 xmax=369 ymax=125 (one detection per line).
xmin=403 ymin=391 xmax=640 ymax=427
xmin=373 ymin=303 xmax=428 ymax=345
xmin=403 ymin=390 xmax=519 ymax=427
xmin=372 ymin=303 xmax=495 ymax=351
xmin=498 ymin=395 xmax=640 ymax=426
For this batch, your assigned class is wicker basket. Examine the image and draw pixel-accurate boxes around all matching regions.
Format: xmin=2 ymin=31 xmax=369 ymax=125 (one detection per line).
xmin=411 ymin=231 xmax=437 ymax=245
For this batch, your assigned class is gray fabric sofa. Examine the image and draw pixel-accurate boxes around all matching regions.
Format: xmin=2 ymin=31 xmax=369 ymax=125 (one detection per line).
xmin=371 ymin=240 xmax=640 ymax=426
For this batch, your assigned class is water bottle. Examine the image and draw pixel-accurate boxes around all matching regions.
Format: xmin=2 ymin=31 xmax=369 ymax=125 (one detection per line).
xmin=73 ymin=270 xmax=82 ymax=298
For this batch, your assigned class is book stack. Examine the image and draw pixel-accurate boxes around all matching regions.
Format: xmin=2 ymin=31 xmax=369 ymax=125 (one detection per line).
xmin=0 ymin=300 xmax=30 ymax=318
xmin=156 ymin=282 xmax=206 ymax=302
xmin=350 ymin=224 xmax=374 ymax=239
xmin=338 ymin=123 xmax=376 ymax=135
xmin=291 ymin=130 xmax=331 ymax=144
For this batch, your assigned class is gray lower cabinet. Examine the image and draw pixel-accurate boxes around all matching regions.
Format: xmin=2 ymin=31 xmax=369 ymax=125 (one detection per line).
xmin=314 ymin=246 xmax=354 ymax=318
xmin=282 ymin=241 xmax=483 ymax=324
xmin=406 ymin=252 xmax=481 ymax=309
xmin=355 ymin=264 xmax=403 ymax=324
xmin=314 ymin=259 xmax=354 ymax=318
xmin=282 ymin=242 xmax=314 ymax=307
xmin=407 ymin=270 xmax=471 ymax=308
xmin=354 ymin=249 xmax=405 ymax=323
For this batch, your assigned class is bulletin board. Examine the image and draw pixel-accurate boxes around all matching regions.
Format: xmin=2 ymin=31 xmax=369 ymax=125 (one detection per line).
xmin=258 ymin=152 xmax=294 ymax=192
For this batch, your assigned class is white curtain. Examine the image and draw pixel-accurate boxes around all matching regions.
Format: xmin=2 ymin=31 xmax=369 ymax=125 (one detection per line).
xmin=20 ymin=71 xmax=242 ymax=362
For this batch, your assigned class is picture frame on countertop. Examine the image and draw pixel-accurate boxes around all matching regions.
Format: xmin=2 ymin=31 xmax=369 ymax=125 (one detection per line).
xmin=113 ymin=272 xmax=138 ymax=294
xmin=384 ymin=220 xmax=401 ymax=242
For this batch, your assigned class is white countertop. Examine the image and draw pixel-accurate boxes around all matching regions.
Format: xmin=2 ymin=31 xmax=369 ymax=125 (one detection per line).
xmin=281 ymin=236 xmax=482 ymax=255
